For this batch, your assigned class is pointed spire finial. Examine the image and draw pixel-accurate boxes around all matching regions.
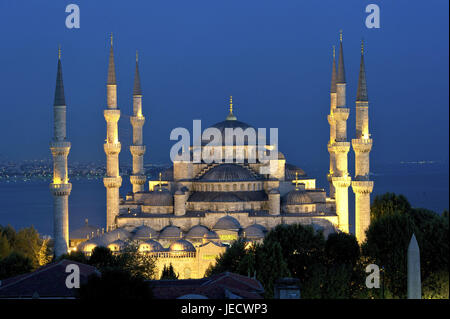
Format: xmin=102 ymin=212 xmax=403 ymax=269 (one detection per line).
xmin=331 ymin=45 xmax=337 ymax=93
xmin=333 ymin=45 xmax=335 ymax=58
xmin=356 ymin=39 xmax=368 ymax=102
xmin=58 ymin=44 xmax=61 ymax=60
xmin=133 ymin=51 xmax=142 ymax=96
xmin=136 ymin=50 xmax=138 ymax=62
xmin=107 ymin=33 xmax=116 ymax=85
xmin=337 ymin=30 xmax=346 ymax=83
xmin=226 ymin=95 xmax=237 ymax=120
xmin=158 ymin=172 xmax=162 ymax=191
xmin=110 ymin=32 xmax=113 ymax=47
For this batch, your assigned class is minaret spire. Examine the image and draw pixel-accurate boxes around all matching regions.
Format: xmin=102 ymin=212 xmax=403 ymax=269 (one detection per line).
xmin=331 ymin=46 xmax=337 ymax=93
xmin=133 ymin=50 xmax=142 ymax=96
xmin=54 ymin=45 xmax=66 ymax=107
xmin=50 ymin=46 xmax=72 ymax=257
xmin=337 ymin=30 xmax=346 ymax=84
xmin=107 ymin=33 xmax=116 ymax=85
xmin=356 ymin=39 xmax=368 ymax=102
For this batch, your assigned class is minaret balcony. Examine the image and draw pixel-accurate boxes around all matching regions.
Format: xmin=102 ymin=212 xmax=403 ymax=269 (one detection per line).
xmin=130 ymin=175 xmax=147 ymax=185
xmin=351 ymin=138 xmax=373 ymax=153
xmin=104 ymin=142 xmax=121 ymax=155
xmin=130 ymin=116 xmax=145 ymax=127
xmin=49 ymin=183 xmax=72 ymax=196
xmin=333 ymin=108 xmax=350 ymax=121
xmin=130 ymin=145 xmax=146 ymax=156
xmin=352 ymin=180 xmax=374 ymax=194
xmin=103 ymin=176 xmax=122 ymax=188
xmin=332 ymin=175 xmax=351 ymax=188
xmin=50 ymin=141 xmax=71 ymax=156
xmin=104 ymin=109 xmax=121 ymax=123
xmin=331 ymin=141 xmax=350 ymax=153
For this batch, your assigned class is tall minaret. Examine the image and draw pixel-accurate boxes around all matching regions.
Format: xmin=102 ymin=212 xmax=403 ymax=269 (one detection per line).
xmin=327 ymin=46 xmax=337 ymax=199
xmin=129 ymin=51 xmax=146 ymax=193
xmin=331 ymin=31 xmax=351 ymax=233
xmin=50 ymin=46 xmax=72 ymax=257
xmin=103 ymin=33 xmax=122 ymax=230
xmin=352 ymin=40 xmax=374 ymax=243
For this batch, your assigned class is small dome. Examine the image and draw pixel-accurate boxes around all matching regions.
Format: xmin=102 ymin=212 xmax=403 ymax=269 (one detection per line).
xmin=213 ymin=215 xmax=241 ymax=231
xmin=241 ymin=224 xmax=266 ymax=239
xmin=139 ymin=239 xmax=164 ymax=252
xmin=185 ymin=225 xmax=210 ymax=239
xmin=285 ymin=163 xmax=307 ymax=180
xmin=108 ymin=239 xmax=125 ymax=251
xmin=282 ymin=190 xmax=313 ymax=205
xmin=169 ymin=239 xmax=196 ymax=252
xmin=102 ymin=228 xmax=131 ymax=245
xmin=159 ymin=225 xmax=183 ymax=239
xmin=133 ymin=225 xmax=158 ymax=240
xmin=199 ymin=164 xmax=258 ymax=182
xmin=78 ymin=240 xmax=98 ymax=253
xmin=135 ymin=188 xmax=174 ymax=206
xmin=203 ymin=230 xmax=220 ymax=241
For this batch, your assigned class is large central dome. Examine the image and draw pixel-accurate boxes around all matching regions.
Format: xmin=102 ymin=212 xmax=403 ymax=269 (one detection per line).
xmin=202 ymin=118 xmax=257 ymax=146
xmin=199 ymin=164 xmax=258 ymax=182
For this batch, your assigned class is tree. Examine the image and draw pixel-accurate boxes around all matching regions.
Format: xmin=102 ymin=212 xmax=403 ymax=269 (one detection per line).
xmin=254 ymin=240 xmax=290 ymax=298
xmin=36 ymin=237 xmax=52 ymax=266
xmin=77 ymin=268 xmax=152 ymax=300
xmin=0 ymin=233 xmax=12 ymax=259
xmin=205 ymin=238 xmax=248 ymax=276
xmin=264 ymin=224 xmax=326 ymax=284
xmin=325 ymin=232 xmax=360 ymax=267
xmin=14 ymin=226 xmax=41 ymax=268
xmin=115 ymin=242 xmax=156 ymax=279
xmin=370 ymin=192 xmax=411 ymax=221
xmin=88 ymin=246 xmax=115 ymax=272
xmin=160 ymin=263 xmax=178 ymax=280
xmin=362 ymin=213 xmax=414 ymax=298
xmin=0 ymin=252 xmax=34 ymax=279
xmin=57 ymin=250 xmax=89 ymax=264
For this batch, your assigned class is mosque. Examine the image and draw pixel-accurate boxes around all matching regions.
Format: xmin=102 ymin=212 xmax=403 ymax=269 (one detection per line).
xmin=50 ymin=32 xmax=374 ymax=279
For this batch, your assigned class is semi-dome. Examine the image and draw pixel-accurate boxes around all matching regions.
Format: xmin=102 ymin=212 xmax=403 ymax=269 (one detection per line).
xmin=199 ymin=164 xmax=258 ymax=182
xmin=213 ymin=215 xmax=241 ymax=231
xmin=203 ymin=230 xmax=220 ymax=241
xmin=133 ymin=225 xmax=158 ymax=239
xmin=139 ymin=239 xmax=164 ymax=252
xmin=241 ymin=224 xmax=266 ymax=239
xmin=169 ymin=239 xmax=196 ymax=252
xmin=185 ymin=225 xmax=210 ymax=239
xmin=159 ymin=225 xmax=183 ymax=239
xmin=139 ymin=188 xmax=174 ymax=206
xmin=285 ymin=163 xmax=307 ymax=180
xmin=282 ymin=190 xmax=313 ymax=205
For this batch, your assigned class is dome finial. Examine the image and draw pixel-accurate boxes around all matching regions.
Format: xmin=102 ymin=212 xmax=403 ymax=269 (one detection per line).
xmin=226 ymin=95 xmax=237 ymax=120
xmin=339 ymin=29 xmax=343 ymax=42
xmin=361 ymin=38 xmax=364 ymax=55
xmin=136 ymin=50 xmax=138 ymax=62
xmin=110 ymin=32 xmax=113 ymax=47
xmin=158 ymin=172 xmax=162 ymax=191
xmin=332 ymin=45 xmax=335 ymax=59
xmin=58 ymin=44 xmax=61 ymax=60
xmin=293 ymin=171 xmax=300 ymax=190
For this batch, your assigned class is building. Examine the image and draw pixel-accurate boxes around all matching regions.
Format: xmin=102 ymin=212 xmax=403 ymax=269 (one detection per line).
xmin=57 ymin=31 xmax=373 ymax=278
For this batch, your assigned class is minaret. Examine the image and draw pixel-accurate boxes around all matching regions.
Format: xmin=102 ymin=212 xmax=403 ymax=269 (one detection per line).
xmin=331 ymin=31 xmax=351 ymax=233
xmin=50 ymin=46 xmax=72 ymax=257
xmin=352 ymin=40 xmax=374 ymax=243
xmin=129 ymin=51 xmax=146 ymax=193
xmin=103 ymin=33 xmax=122 ymax=230
xmin=327 ymin=46 xmax=337 ymax=199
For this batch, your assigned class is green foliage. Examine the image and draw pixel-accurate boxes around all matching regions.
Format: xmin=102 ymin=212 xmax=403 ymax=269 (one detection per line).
xmin=362 ymin=213 xmax=413 ymax=298
xmin=325 ymin=232 xmax=360 ymax=267
xmin=77 ymin=268 xmax=152 ymax=300
xmin=264 ymin=224 xmax=326 ymax=283
xmin=371 ymin=192 xmax=411 ymax=221
xmin=57 ymin=251 xmax=89 ymax=264
xmin=422 ymin=270 xmax=449 ymax=299
xmin=160 ymin=263 xmax=178 ymax=280
xmin=205 ymin=238 xmax=248 ymax=276
xmin=0 ymin=233 xmax=12 ymax=259
xmin=0 ymin=225 xmax=52 ymax=272
xmin=0 ymin=252 xmax=34 ymax=279
xmin=115 ymin=242 xmax=156 ymax=279
xmin=88 ymin=246 xmax=115 ymax=271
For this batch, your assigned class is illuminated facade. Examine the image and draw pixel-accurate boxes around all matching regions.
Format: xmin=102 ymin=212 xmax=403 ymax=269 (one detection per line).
xmin=70 ymin=32 xmax=374 ymax=276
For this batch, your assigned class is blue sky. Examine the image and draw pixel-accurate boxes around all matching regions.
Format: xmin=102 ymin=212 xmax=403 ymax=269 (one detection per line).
xmin=0 ymin=0 xmax=448 ymax=172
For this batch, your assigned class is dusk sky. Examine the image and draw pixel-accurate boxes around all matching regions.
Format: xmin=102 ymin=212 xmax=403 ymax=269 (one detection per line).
xmin=0 ymin=0 xmax=448 ymax=170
